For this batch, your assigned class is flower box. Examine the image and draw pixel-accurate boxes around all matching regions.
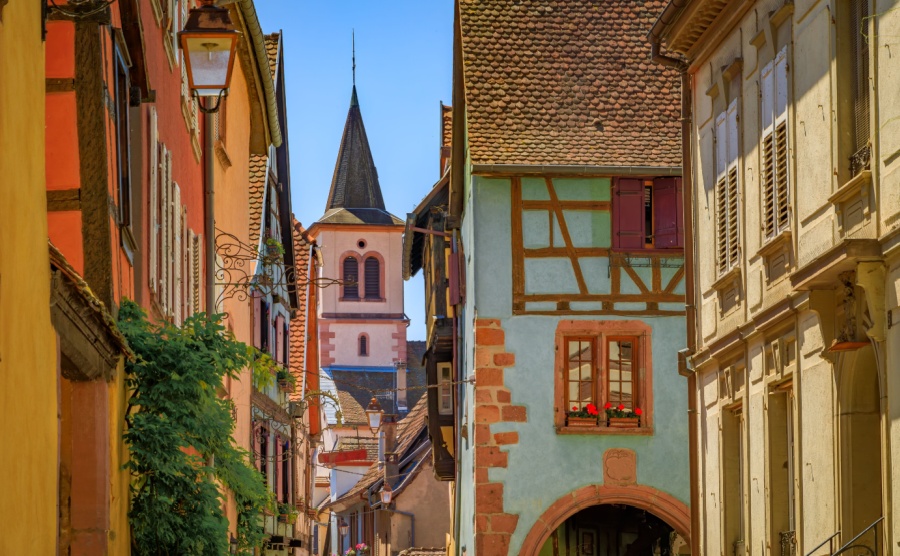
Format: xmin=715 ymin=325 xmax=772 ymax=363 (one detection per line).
xmin=608 ymin=417 xmax=640 ymax=428
xmin=277 ymin=379 xmax=294 ymax=393
xmin=566 ymin=416 xmax=598 ymax=428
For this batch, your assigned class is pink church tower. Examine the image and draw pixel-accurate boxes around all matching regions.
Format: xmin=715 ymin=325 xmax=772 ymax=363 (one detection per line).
xmin=307 ymin=85 xmax=411 ymax=415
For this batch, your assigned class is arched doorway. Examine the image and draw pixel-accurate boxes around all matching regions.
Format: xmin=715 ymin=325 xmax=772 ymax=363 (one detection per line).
xmin=838 ymin=344 xmax=884 ymax=550
xmin=537 ymin=504 xmax=687 ymax=556
xmin=519 ymin=485 xmax=690 ymax=556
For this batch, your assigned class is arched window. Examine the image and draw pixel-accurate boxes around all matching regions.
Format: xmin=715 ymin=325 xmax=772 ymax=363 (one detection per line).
xmin=364 ymin=257 xmax=380 ymax=299
xmin=359 ymin=334 xmax=368 ymax=357
xmin=342 ymin=257 xmax=359 ymax=299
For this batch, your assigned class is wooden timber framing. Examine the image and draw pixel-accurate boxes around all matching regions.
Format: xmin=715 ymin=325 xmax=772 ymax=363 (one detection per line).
xmin=510 ymin=175 xmax=685 ymax=316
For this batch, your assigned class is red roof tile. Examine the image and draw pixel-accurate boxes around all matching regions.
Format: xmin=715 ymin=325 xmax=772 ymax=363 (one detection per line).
xmin=289 ymin=218 xmax=312 ymax=396
xmin=248 ymin=154 xmax=267 ymax=247
xmin=459 ymin=0 xmax=681 ymax=167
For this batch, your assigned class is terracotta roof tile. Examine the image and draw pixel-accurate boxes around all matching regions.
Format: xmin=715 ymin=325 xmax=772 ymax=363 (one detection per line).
xmin=289 ymin=218 xmax=312 ymax=394
xmin=441 ymin=104 xmax=452 ymax=149
xmin=459 ymin=0 xmax=681 ymax=167
xmin=263 ymin=33 xmax=279 ymax=80
xmin=248 ymin=154 xmax=267 ymax=247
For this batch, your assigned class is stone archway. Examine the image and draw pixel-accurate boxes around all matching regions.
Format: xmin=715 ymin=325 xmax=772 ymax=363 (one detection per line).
xmin=519 ymin=484 xmax=691 ymax=556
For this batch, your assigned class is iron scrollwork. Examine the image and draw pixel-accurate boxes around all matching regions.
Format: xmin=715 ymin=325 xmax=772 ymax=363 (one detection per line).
xmin=214 ymin=227 xmax=351 ymax=306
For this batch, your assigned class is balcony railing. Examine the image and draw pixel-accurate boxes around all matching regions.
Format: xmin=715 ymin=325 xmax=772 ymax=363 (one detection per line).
xmin=805 ymin=516 xmax=883 ymax=556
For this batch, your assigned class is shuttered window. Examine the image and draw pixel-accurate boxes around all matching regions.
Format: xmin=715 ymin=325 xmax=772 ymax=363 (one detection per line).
xmin=342 ymin=257 xmax=359 ymax=299
xmin=716 ymin=99 xmax=740 ymax=275
xmin=613 ymin=178 xmax=683 ymax=250
xmin=364 ymin=257 xmax=380 ymax=299
xmin=761 ymin=48 xmax=790 ymax=240
xmin=850 ymin=0 xmax=870 ymax=174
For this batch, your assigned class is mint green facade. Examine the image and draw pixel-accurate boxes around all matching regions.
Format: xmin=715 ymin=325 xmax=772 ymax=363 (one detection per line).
xmin=456 ymin=175 xmax=690 ymax=554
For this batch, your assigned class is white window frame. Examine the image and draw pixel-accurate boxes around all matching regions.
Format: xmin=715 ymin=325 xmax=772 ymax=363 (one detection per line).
xmin=715 ymin=98 xmax=740 ymax=275
xmin=760 ymin=46 xmax=790 ymax=241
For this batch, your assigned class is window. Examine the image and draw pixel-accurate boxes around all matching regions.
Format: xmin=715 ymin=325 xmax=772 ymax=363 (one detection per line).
xmin=281 ymin=439 xmax=290 ymax=503
xmin=342 ymin=257 xmax=359 ymax=299
xmin=261 ymin=301 xmax=270 ymax=353
xmin=257 ymin=427 xmax=268 ymax=485
xmin=554 ymin=321 xmax=652 ymax=432
xmin=723 ymin=405 xmax=745 ymax=554
xmin=761 ymin=47 xmax=790 ymax=240
xmin=607 ymin=337 xmax=636 ymax=409
xmin=566 ymin=338 xmax=596 ymax=410
xmin=359 ymin=334 xmax=368 ymax=357
xmin=364 ymin=256 xmax=380 ymax=299
xmin=768 ymin=385 xmax=796 ymax=548
xmin=849 ymin=0 xmax=870 ymax=175
xmin=438 ymin=362 xmax=453 ymax=415
xmin=113 ymin=45 xmax=132 ymax=230
xmin=613 ymin=177 xmax=683 ymax=250
xmin=716 ymin=99 xmax=740 ymax=274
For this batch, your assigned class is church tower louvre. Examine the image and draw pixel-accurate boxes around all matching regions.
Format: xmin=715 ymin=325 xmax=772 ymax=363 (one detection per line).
xmin=308 ymin=85 xmax=413 ymax=419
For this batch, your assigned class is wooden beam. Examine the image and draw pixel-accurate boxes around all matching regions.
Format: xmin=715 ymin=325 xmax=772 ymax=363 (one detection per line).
xmin=545 ymin=178 xmax=588 ymax=294
xmin=47 ymin=188 xmax=82 ymax=212
xmin=511 ymin=177 xmax=525 ymax=310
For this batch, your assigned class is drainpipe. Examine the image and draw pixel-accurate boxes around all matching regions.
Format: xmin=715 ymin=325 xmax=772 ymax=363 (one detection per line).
xmin=651 ymin=36 xmax=699 ymax=556
xmin=204 ymin=111 xmax=216 ymax=314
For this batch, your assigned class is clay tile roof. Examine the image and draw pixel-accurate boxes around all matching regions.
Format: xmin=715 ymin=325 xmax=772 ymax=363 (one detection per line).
xmin=336 ymin=389 xmax=368 ymax=425
xmin=248 ymin=154 xmax=268 ymax=247
xmin=459 ymin=0 xmax=681 ymax=167
xmin=288 ymin=218 xmax=311 ymax=393
xmin=441 ymin=104 xmax=452 ymax=148
xmin=263 ymin=33 xmax=279 ymax=81
xmin=335 ymin=435 xmax=379 ymax=461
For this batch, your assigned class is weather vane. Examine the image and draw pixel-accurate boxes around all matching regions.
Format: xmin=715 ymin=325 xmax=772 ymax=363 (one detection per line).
xmin=352 ymin=29 xmax=356 ymax=87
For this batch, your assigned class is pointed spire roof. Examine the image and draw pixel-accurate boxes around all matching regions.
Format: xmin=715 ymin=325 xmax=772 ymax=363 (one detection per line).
xmin=318 ymin=87 xmax=402 ymax=226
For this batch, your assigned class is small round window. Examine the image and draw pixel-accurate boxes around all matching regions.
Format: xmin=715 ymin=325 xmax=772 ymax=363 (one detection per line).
xmin=357 ymin=239 xmax=366 ymax=249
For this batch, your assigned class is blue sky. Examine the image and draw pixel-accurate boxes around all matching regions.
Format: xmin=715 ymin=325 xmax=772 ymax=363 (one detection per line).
xmin=255 ymin=1 xmax=454 ymax=342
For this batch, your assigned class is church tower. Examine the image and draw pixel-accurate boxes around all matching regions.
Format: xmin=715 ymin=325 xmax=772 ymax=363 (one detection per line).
xmin=308 ymin=85 xmax=410 ymax=413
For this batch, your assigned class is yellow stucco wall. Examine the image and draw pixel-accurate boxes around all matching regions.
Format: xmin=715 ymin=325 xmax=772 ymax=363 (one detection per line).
xmin=0 ymin=1 xmax=57 ymax=554
xmin=109 ymin=364 xmax=130 ymax=556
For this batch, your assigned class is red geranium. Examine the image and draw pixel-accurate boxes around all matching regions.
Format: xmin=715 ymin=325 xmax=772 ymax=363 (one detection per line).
xmin=586 ymin=403 xmax=598 ymax=416
xmin=617 ymin=404 xmax=625 ymax=411
xmin=604 ymin=402 xmax=612 ymax=410
xmin=634 ymin=408 xmax=643 ymax=416
xmin=572 ymin=406 xmax=578 ymax=411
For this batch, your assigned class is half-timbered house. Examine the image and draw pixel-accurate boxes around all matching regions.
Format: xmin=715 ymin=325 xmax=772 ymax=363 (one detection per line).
xmin=404 ymin=1 xmax=692 ymax=554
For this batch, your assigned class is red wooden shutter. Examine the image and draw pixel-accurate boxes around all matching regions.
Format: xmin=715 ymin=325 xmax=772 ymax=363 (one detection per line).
xmin=614 ymin=178 xmax=645 ymax=249
xmin=274 ymin=315 xmax=284 ymax=364
xmin=653 ymin=177 xmax=683 ymax=248
xmin=364 ymin=257 xmax=380 ymax=299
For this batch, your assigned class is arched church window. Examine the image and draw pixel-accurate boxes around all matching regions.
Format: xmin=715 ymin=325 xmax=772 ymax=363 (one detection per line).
xmin=359 ymin=334 xmax=368 ymax=357
xmin=343 ymin=257 xmax=359 ymax=299
xmin=364 ymin=256 xmax=380 ymax=299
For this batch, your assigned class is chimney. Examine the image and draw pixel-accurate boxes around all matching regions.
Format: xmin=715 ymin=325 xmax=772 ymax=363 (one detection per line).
xmin=381 ymin=415 xmax=399 ymax=490
xmin=395 ymin=360 xmax=408 ymax=415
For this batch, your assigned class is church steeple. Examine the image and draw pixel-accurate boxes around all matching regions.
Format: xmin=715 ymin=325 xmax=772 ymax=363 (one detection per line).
xmin=324 ymin=86 xmax=386 ymax=212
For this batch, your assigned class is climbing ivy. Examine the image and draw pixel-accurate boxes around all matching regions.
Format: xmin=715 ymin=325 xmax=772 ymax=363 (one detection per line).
xmin=119 ymin=300 xmax=272 ymax=555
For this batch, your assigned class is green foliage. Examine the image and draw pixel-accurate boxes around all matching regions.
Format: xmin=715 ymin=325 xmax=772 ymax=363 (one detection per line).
xmin=119 ymin=300 xmax=271 ymax=555
xmin=251 ymin=348 xmax=277 ymax=390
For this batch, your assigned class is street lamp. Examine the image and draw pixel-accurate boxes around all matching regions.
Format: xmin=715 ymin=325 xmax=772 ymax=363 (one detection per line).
xmin=365 ymin=397 xmax=384 ymax=436
xmin=338 ymin=518 xmax=350 ymax=537
xmin=380 ymin=481 xmax=393 ymax=506
xmin=178 ymin=0 xmax=238 ymax=112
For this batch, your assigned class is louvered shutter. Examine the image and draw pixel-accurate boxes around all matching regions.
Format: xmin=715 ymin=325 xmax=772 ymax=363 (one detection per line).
xmin=725 ymin=101 xmax=740 ymax=268
xmin=613 ymin=178 xmax=645 ymax=249
xmin=253 ymin=294 xmax=262 ymax=349
xmin=715 ymin=110 xmax=729 ymax=273
xmin=364 ymin=257 xmax=380 ymax=299
xmin=186 ymin=230 xmax=194 ymax=316
xmin=173 ymin=186 xmax=182 ymax=322
xmin=149 ymin=108 xmax=159 ymax=293
xmin=275 ymin=437 xmax=283 ymax=502
xmin=760 ymin=59 xmax=777 ymax=239
xmin=160 ymin=148 xmax=171 ymax=313
xmin=343 ymin=257 xmax=359 ymax=299
xmin=774 ymin=48 xmax=790 ymax=233
xmin=652 ymin=178 xmax=681 ymax=248
xmin=193 ymin=234 xmax=202 ymax=313
xmin=283 ymin=322 xmax=289 ymax=367
xmin=359 ymin=335 xmax=368 ymax=356
xmin=274 ymin=315 xmax=284 ymax=364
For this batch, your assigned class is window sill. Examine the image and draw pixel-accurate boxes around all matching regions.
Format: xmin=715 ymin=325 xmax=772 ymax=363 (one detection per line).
xmin=555 ymin=425 xmax=653 ymax=436
xmin=758 ymin=229 xmax=792 ymax=258
xmin=711 ymin=265 xmax=741 ymax=292
xmin=829 ymin=170 xmax=872 ymax=205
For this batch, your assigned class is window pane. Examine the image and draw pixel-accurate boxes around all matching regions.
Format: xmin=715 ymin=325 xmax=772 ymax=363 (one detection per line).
xmin=621 ymin=341 xmax=633 ymax=359
xmin=580 ymin=382 xmax=593 ymax=401
xmin=608 ymin=341 xmax=620 ymax=360
xmin=580 ymin=362 xmax=592 ymax=381
xmin=569 ymin=383 xmax=581 ymax=405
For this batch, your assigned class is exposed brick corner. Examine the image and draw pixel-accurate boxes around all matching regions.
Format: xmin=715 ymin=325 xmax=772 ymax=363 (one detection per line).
xmin=473 ymin=318 xmax=523 ymax=555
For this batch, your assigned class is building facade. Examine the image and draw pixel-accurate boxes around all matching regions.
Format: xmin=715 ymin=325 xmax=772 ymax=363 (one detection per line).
xmin=405 ymin=1 xmax=693 ymax=555
xmin=651 ymin=0 xmax=900 ymax=554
